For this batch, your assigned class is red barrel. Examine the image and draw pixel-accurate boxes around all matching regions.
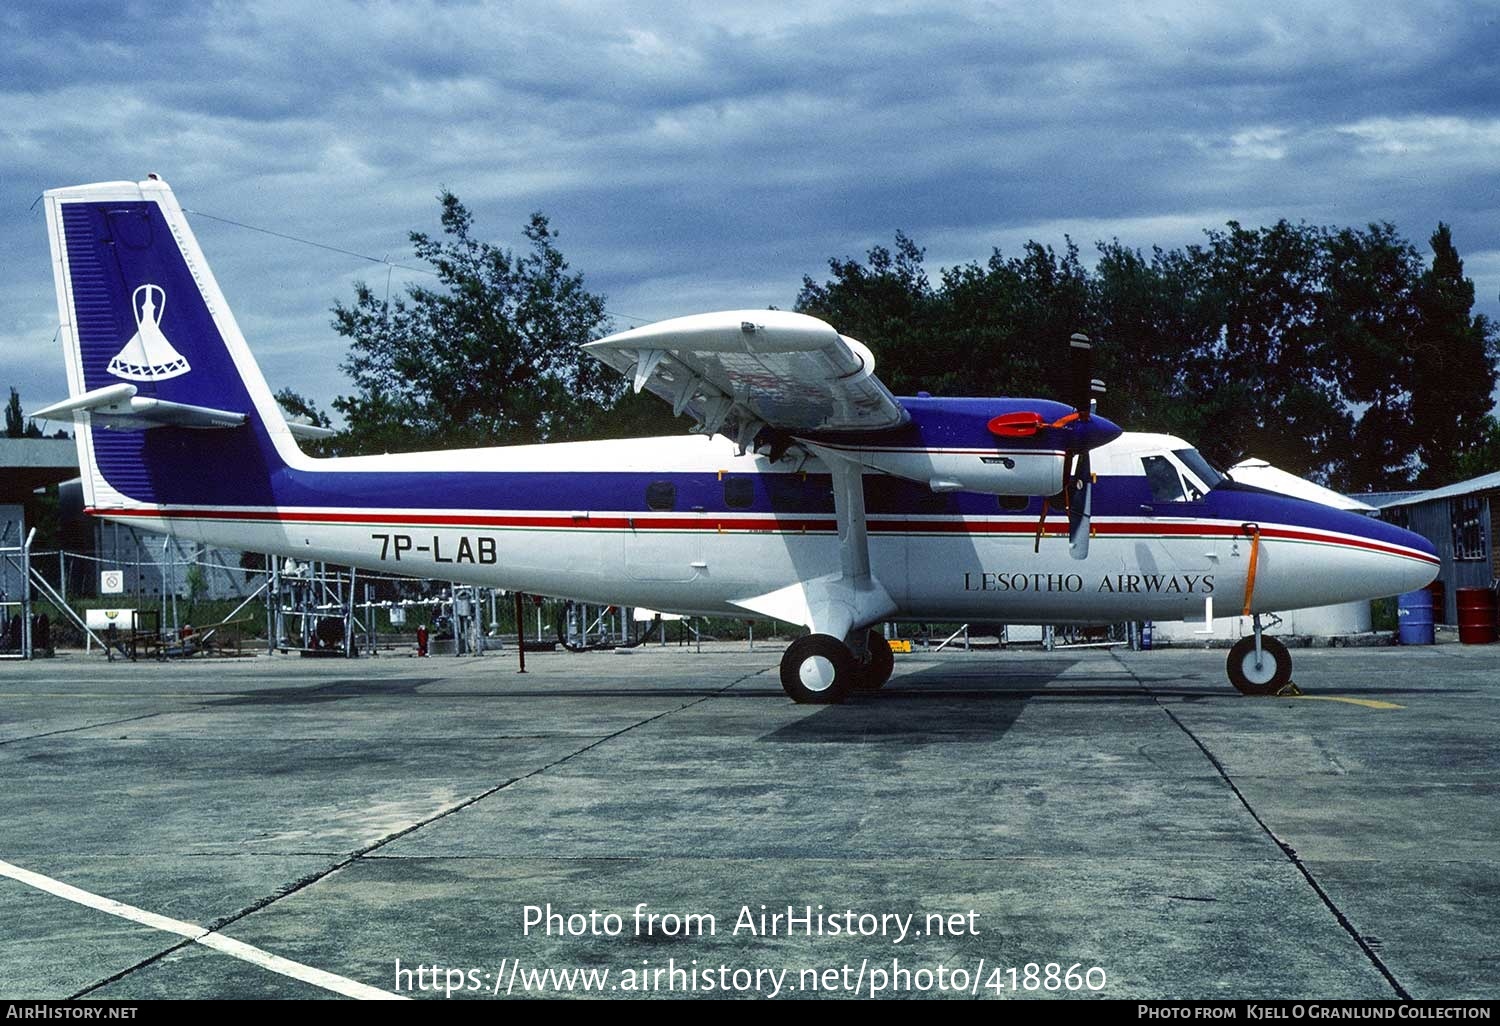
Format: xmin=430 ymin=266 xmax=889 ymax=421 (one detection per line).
xmin=1455 ymin=587 xmax=1497 ymax=644
xmin=1427 ymin=579 xmax=1447 ymax=625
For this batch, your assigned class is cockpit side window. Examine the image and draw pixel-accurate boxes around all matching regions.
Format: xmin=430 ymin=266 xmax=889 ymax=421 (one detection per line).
xmin=1141 ymin=455 xmax=1188 ymax=502
xmin=1173 ymin=449 xmax=1223 ymax=492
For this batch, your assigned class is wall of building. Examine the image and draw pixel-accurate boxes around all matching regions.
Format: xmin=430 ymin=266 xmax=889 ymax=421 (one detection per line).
xmin=93 ymin=521 xmax=257 ymax=601
xmin=1390 ymin=493 xmax=1495 ymax=624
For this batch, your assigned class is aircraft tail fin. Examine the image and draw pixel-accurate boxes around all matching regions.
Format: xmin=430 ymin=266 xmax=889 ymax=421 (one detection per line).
xmin=40 ymin=176 xmax=306 ymax=514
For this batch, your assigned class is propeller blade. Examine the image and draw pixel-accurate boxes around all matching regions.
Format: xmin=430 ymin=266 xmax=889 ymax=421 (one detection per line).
xmin=1068 ymin=449 xmax=1092 ymax=560
xmin=1070 ymin=333 xmax=1092 ymax=420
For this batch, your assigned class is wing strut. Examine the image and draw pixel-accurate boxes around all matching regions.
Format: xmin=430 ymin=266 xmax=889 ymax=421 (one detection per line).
xmin=730 ymin=452 xmax=896 ymax=643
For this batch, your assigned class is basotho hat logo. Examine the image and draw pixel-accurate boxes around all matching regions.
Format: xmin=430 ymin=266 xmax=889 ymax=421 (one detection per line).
xmin=107 ymin=284 xmax=190 ymax=381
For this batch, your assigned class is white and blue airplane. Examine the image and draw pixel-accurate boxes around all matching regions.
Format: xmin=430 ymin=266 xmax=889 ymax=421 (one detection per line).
xmin=34 ymin=177 xmax=1440 ymax=702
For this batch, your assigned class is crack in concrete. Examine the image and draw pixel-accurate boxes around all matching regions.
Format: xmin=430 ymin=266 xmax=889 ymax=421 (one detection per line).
xmin=0 ymin=712 xmax=170 ymax=748
xmin=70 ymin=665 xmax=769 ymax=999
xmin=1111 ymin=650 xmax=1412 ymax=1001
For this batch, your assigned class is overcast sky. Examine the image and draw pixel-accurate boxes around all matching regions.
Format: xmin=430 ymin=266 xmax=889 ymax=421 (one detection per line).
xmin=3 ymin=1 xmax=1497 ymax=423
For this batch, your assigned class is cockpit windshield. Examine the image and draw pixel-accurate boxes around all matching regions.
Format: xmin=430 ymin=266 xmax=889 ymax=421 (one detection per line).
xmin=1140 ymin=448 xmax=1224 ymax=503
xmin=1173 ymin=449 xmax=1224 ymax=491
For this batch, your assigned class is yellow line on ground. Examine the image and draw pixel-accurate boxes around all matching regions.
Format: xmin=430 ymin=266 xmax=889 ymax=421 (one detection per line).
xmin=1290 ymin=696 xmax=1404 ymax=710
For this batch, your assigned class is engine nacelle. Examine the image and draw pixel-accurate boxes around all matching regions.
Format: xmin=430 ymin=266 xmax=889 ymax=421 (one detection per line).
xmin=807 ymin=442 xmax=1065 ymax=496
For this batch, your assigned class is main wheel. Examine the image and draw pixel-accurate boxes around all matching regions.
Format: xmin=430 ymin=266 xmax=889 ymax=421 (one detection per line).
xmin=852 ymin=628 xmax=895 ymax=691
xmin=1226 ymin=635 xmax=1292 ymax=695
xmin=780 ymin=634 xmax=856 ymax=704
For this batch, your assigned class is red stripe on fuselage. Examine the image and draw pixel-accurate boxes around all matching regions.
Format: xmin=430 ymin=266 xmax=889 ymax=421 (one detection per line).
xmin=87 ymin=506 xmax=1440 ymax=567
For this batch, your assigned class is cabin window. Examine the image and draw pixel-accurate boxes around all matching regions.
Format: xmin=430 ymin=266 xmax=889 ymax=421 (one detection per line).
xmin=1141 ymin=455 xmax=1188 ymax=503
xmin=1452 ymin=495 xmax=1487 ymax=561
xmin=997 ymin=494 xmax=1031 ymax=512
xmin=723 ymin=476 xmax=755 ymax=510
xmin=645 ymin=480 xmax=676 ymax=511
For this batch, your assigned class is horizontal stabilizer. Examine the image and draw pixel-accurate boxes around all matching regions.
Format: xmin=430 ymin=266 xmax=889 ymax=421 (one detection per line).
xmin=285 ymin=420 xmax=337 ymax=441
xmin=33 ymin=383 xmax=246 ymax=431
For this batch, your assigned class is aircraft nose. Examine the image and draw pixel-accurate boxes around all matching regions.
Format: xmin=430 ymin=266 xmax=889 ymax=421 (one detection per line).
xmin=1352 ymin=514 xmax=1440 ymax=597
xmin=1248 ymin=501 xmax=1441 ymax=610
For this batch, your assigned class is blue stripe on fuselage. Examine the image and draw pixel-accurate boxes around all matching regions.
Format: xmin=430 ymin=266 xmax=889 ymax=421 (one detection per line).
xmin=120 ymin=459 xmax=1433 ymax=556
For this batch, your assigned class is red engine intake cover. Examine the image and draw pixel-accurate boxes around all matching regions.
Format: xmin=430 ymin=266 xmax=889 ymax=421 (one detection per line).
xmin=987 ymin=411 xmax=1044 ymax=437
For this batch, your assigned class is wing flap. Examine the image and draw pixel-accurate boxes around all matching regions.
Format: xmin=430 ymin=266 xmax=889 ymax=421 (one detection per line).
xmin=585 ymin=310 xmax=907 ymax=445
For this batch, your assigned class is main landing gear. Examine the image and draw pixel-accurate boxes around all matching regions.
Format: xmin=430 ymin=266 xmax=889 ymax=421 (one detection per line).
xmin=1226 ymin=613 xmax=1294 ymax=695
xmin=780 ymin=628 xmax=894 ymax=704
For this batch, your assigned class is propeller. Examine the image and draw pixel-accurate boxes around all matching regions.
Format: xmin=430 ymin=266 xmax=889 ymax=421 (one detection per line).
xmin=1015 ymin=333 xmax=1106 ymax=558
xmin=1066 ymin=333 xmax=1103 ymax=560
xmin=1066 ymin=448 xmax=1093 ymax=559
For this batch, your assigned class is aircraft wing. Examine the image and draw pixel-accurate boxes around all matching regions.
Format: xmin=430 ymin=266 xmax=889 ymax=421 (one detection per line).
xmin=584 ymin=310 xmax=907 ymax=451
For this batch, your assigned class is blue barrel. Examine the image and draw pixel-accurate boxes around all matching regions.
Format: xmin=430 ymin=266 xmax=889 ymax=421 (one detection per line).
xmin=1141 ymin=621 xmax=1153 ymax=650
xmin=1397 ymin=588 xmax=1435 ymax=645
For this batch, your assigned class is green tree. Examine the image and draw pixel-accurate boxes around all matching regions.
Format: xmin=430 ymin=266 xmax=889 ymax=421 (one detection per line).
xmin=794 ymin=220 xmax=1497 ymax=490
xmin=1452 ymin=414 xmax=1500 ymax=481
xmin=273 ymin=387 xmax=339 ymax=457
xmin=6 ymin=387 xmax=23 ymax=438
xmin=1180 ymin=220 xmax=1351 ymax=478
xmin=5 ymin=388 xmax=46 ymax=439
xmin=1088 ymin=241 xmax=1215 ymax=446
xmin=275 ymin=387 xmax=331 ymax=429
xmin=332 ymin=194 xmax=621 ymax=453
xmin=795 ymin=233 xmax=1090 ymax=402
xmin=795 ymin=232 xmax=941 ymax=391
xmin=1316 ymin=223 xmax=1426 ymax=490
xmin=1408 ymin=224 xmax=1499 ymax=486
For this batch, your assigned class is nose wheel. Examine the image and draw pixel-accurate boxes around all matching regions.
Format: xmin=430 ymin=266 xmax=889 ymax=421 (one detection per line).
xmin=1226 ymin=634 xmax=1292 ymax=695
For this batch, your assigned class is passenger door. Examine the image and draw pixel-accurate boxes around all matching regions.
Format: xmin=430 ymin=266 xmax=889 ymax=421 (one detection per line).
xmin=623 ymin=479 xmax=702 ymax=582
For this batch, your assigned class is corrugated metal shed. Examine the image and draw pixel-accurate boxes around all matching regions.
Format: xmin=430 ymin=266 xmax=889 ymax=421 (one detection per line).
xmin=1358 ymin=490 xmax=1426 ymax=509
xmin=1378 ymin=471 xmax=1500 ymax=508
xmin=0 ymin=438 xmax=78 ymax=502
xmin=1372 ymin=470 xmax=1500 ymax=625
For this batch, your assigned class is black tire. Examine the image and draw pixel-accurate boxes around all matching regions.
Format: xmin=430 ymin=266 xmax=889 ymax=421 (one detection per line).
xmin=852 ymin=628 xmax=895 ymax=691
xmin=1226 ymin=635 xmax=1292 ymax=695
xmin=780 ymin=634 xmax=856 ymax=704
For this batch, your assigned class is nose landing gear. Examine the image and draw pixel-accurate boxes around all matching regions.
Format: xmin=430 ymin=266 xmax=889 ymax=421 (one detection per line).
xmin=1227 ymin=613 xmax=1294 ymax=695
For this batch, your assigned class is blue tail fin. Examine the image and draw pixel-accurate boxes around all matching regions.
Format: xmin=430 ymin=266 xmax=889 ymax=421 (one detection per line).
xmin=44 ymin=176 xmax=300 ymax=512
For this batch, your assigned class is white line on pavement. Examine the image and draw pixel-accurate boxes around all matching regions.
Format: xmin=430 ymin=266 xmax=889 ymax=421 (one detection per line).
xmin=0 ymin=857 xmax=407 ymax=1000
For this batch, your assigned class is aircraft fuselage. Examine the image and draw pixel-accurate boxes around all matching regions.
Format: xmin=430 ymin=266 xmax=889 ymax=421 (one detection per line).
xmin=90 ymin=431 xmax=1437 ymax=626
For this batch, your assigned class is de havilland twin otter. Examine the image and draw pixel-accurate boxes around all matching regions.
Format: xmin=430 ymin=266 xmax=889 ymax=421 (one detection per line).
xmin=35 ymin=177 xmax=1440 ymax=702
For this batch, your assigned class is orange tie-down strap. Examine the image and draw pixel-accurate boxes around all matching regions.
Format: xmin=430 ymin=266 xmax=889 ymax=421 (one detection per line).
xmin=1032 ymin=497 xmax=1051 ymax=554
xmin=1241 ymin=523 xmax=1262 ymax=616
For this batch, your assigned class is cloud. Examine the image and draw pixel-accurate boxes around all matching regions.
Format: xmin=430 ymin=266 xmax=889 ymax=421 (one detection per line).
xmin=1338 ymin=115 xmax=1500 ymax=162
xmin=2 ymin=0 xmax=1497 ymax=418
